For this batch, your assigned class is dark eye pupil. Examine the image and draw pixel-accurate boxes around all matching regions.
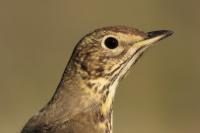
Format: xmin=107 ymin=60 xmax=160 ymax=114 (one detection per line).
xmin=104 ymin=37 xmax=118 ymax=49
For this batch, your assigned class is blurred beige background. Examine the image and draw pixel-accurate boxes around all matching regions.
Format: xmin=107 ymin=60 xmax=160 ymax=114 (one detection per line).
xmin=0 ymin=0 xmax=199 ymax=133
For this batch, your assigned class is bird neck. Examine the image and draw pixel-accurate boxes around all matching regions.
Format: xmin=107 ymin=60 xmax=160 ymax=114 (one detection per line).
xmin=54 ymin=60 xmax=116 ymax=108
xmin=47 ymin=63 xmax=115 ymax=132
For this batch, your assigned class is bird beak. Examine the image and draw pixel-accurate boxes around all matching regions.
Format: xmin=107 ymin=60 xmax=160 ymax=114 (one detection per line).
xmin=134 ymin=30 xmax=173 ymax=48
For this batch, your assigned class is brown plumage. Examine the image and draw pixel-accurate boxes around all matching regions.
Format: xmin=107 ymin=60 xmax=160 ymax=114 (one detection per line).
xmin=21 ymin=26 xmax=173 ymax=133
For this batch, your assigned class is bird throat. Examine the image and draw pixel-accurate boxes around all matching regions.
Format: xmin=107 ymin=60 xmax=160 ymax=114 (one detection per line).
xmin=79 ymin=77 xmax=114 ymax=132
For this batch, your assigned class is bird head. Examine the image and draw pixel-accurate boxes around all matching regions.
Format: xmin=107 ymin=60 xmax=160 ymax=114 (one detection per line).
xmin=65 ymin=26 xmax=173 ymax=113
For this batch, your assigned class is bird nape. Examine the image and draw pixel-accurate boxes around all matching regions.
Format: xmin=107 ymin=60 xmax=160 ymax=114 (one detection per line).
xmin=21 ymin=26 xmax=173 ymax=133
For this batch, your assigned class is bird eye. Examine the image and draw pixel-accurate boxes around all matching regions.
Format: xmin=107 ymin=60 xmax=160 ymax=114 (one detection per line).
xmin=104 ymin=37 xmax=119 ymax=49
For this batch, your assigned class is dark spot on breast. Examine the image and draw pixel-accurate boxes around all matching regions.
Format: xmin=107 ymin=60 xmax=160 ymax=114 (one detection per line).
xmin=96 ymin=67 xmax=104 ymax=73
xmin=95 ymin=110 xmax=106 ymax=123
xmin=105 ymin=123 xmax=110 ymax=133
xmin=86 ymin=82 xmax=95 ymax=88
xmin=100 ymin=114 xmax=105 ymax=122
xmin=102 ymin=96 xmax=107 ymax=103
xmin=80 ymin=63 xmax=88 ymax=71
xmin=106 ymin=90 xmax=109 ymax=96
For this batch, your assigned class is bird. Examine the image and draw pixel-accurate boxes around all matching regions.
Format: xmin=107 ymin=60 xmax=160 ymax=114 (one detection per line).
xmin=21 ymin=26 xmax=173 ymax=133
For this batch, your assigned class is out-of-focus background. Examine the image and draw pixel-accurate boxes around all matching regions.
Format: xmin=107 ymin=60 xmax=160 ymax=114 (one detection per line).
xmin=0 ymin=0 xmax=199 ymax=133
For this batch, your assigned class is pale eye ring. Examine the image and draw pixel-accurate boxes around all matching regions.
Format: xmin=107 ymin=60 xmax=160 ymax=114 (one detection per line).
xmin=103 ymin=36 xmax=119 ymax=49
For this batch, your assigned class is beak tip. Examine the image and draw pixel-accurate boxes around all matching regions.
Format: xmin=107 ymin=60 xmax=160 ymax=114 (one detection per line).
xmin=165 ymin=30 xmax=174 ymax=36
